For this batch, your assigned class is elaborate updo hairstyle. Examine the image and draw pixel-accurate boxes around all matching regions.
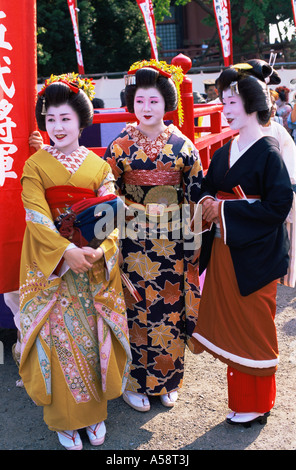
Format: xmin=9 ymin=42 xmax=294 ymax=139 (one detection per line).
xmin=246 ymin=59 xmax=281 ymax=85
xmin=215 ymin=65 xmax=272 ymax=125
xmin=36 ymin=82 xmax=94 ymax=132
xmin=125 ymin=67 xmax=178 ymax=114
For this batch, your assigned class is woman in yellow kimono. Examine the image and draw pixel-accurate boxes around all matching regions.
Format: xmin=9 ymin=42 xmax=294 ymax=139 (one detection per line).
xmin=19 ymin=75 xmax=131 ymax=450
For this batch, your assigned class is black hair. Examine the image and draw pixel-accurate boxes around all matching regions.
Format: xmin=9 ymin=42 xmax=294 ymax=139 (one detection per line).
xmin=36 ymin=81 xmax=93 ymax=131
xmin=125 ymin=68 xmax=178 ymax=113
xmin=246 ymin=59 xmax=281 ymax=85
xmin=92 ymin=97 xmax=104 ymax=108
xmin=215 ymin=67 xmax=271 ymax=125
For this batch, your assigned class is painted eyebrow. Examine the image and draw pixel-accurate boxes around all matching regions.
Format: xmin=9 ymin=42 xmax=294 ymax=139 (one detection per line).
xmin=46 ymin=113 xmax=72 ymax=116
xmin=135 ymin=96 xmax=161 ymax=100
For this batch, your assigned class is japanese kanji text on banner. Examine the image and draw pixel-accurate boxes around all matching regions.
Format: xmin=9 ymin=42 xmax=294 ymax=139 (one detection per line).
xmin=292 ymin=0 xmax=296 ymax=29
xmin=137 ymin=0 xmax=158 ymax=60
xmin=0 ymin=2 xmax=37 ymax=293
xmin=67 ymin=0 xmax=85 ymax=74
xmin=213 ymin=0 xmax=233 ymax=67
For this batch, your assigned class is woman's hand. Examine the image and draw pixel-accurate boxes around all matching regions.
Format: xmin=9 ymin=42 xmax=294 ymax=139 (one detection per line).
xmin=29 ymin=131 xmax=44 ymax=151
xmin=82 ymin=246 xmax=104 ymax=264
xmin=63 ymin=247 xmax=94 ymax=274
xmin=202 ymin=198 xmax=219 ymax=224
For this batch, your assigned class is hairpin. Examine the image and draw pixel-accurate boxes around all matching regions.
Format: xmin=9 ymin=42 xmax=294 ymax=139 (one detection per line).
xmin=229 ymin=81 xmax=239 ymax=95
xmin=125 ymin=75 xmax=136 ymax=86
xmin=41 ymin=97 xmax=47 ymax=115
xmin=268 ymin=51 xmax=277 ymax=68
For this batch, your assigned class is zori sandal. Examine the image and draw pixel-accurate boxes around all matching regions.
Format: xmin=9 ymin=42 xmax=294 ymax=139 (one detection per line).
xmin=57 ymin=430 xmax=83 ymax=450
xmin=123 ymin=390 xmax=150 ymax=412
xmin=160 ymin=390 xmax=178 ymax=408
xmin=86 ymin=421 xmax=106 ymax=446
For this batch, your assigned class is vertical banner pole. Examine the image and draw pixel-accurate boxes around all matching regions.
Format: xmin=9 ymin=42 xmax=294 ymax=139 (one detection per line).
xmin=0 ymin=1 xmax=37 ymax=293
xmin=292 ymin=0 xmax=296 ymax=31
xmin=213 ymin=0 xmax=233 ymax=67
xmin=67 ymin=0 xmax=85 ymax=74
xmin=136 ymin=0 xmax=158 ymax=60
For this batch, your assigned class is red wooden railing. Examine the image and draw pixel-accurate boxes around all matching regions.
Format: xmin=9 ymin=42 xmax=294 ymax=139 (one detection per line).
xmin=87 ymin=54 xmax=237 ymax=171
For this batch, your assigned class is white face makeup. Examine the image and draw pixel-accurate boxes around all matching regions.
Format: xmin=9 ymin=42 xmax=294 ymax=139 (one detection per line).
xmin=222 ymin=88 xmax=250 ymax=131
xmin=45 ymin=103 xmax=80 ymax=155
xmin=134 ymin=87 xmax=166 ymax=133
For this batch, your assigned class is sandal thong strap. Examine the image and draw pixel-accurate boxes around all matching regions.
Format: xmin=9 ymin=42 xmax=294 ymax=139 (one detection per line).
xmin=59 ymin=430 xmax=78 ymax=444
xmin=87 ymin=422 xmax=103 ymax=438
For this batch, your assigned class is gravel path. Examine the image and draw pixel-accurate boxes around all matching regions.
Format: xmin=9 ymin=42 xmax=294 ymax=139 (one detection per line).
xmin=0 ymin=283 xmax=295 ymax=455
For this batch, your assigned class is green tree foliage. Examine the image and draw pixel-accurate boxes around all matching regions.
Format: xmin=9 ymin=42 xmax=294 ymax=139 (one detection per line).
xmin=36 ymin=0 xmax=294 ymax=77
xmin=37 ymin=0 xmax=151 ymax=77
xmin=87 ymin=0 xmax=151 ymax=74
xmin=194 ymin=0 xmax=293 ymax=57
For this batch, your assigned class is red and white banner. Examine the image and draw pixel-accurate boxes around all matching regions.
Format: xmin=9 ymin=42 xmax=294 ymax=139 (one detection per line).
xmin=0 ymin=1 xmax=37 ymax=293
xmin=292 ymin=1 xmax=296 ymax=29
xmin=136 ymin=0 xmax=158 ymax=60
xmin=67 ymin=0 xmax=85 ymax=74
xmin=213 ymin=0 xmax=233 ymax=67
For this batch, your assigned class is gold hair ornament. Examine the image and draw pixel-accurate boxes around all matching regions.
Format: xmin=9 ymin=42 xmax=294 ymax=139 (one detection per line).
xmin=231 ymin=63 xmax=253 ymax=72
xmin=229 ymin=63 xmax=253 ymax=96
xmin=38 ymin=73 xmax=96 ymax=102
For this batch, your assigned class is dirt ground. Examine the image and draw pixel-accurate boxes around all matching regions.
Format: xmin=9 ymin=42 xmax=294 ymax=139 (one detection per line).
xmin=0 ymin=283 xmax=296 ymax=456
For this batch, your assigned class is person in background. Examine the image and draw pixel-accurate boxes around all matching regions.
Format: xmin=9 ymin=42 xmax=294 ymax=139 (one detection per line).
xmin=287 ymin=90 xmax=296 ymax=144
xmin=192 ymin=62 xmax=293 ymax=428
xmin=275 ymin=86 xmax=292 ymax=134
xmin=245 ymin=59 xmax=296 ymax=181
xmin=120 ymin=89 xmax=126 ymax=108
xmin=247 ymin=59 xmax=296 ymax=290
xmin=203 ymin=79 xmax=218 ymax=102
xmin=92 ymin=97 xmax=105 ymax=110
xmin=19 ymin=74 xmax=131 ymax=450
xmin=261 ymin=88 xmax=296 ymax=183
xmin=104 ymin=59 xmax=203 ymax=412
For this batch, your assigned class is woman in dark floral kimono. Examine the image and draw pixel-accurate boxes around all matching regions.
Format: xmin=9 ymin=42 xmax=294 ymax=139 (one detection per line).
xmin=104 ymin=60 xmax=203 ymax=411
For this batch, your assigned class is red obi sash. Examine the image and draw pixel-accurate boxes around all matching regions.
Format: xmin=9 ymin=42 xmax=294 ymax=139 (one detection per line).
xmin=123 ymin=169 xmax=182 ymax=186
xmin=216 ymin=186 xmax=260 ymax=201
xmin=45 ymin=185 xmax=96 ymax=219
xmin=46 ymin=185 xmax=96 ymax=208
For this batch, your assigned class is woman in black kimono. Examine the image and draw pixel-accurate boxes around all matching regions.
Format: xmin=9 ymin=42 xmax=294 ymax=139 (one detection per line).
xmin=192 ymin=62 xmax=293 ymax=427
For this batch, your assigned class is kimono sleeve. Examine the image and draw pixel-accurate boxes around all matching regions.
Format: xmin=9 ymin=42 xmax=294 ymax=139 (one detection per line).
xmin=97 ymin=166 xmax=120 ymax=281
xmin=220 ymin=151 xmax=293 ymax=248
xmin=21 ymin=159 xmax=72 ymax=279
xmin=182 ymin=139 xmax=203 ymax=206
xmin=103 ymin=138 xmax=125 ymax=195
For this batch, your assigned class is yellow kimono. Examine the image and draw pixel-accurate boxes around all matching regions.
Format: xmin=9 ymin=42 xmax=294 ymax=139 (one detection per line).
xmin=19 ymin=148 xmax=131 ymax=431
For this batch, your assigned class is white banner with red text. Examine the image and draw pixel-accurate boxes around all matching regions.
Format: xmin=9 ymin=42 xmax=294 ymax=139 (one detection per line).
xmin=67 ymin=0 xmax=85 ymax=74
xmin=213 ymin=0 xmax=233 ymax=67
xmin=136 ymin=0 xmax=158 ymax=60
xmin=292 ymin=0 xmax=296 ymax=29
xmin=0 ymin=1 xmax=37 ymax=292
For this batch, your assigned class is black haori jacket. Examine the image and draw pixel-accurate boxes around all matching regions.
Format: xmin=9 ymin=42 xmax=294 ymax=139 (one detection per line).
xmin=199 ymin=136 xmax=293 ymax=296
